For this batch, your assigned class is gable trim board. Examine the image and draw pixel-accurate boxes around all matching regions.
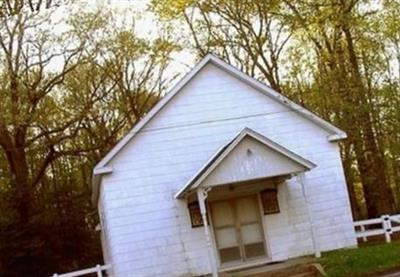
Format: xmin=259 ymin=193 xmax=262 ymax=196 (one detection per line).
xmin=175 ymin=127 xmax=316 ymax=198
xmin=92 ymin=54 xmax=347 ymax=203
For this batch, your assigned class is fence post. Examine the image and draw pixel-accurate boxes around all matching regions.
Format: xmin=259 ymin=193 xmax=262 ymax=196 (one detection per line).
xmin=360 ymin=225 xmax=367 ymax=242
xmin=382 ymin=215 xmax=392 ymax=243
xmin=96 ymin=264 xmax=102 ymax=277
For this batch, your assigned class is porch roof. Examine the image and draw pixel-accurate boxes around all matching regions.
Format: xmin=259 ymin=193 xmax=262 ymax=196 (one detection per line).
xmin=175 ymin=128 xmax=316 ymax=198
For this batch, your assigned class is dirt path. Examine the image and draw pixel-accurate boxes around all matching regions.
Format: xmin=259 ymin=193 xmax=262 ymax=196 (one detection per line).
xmin=368 ymin=267 xmax=400 ymax=277
xmin=378 ymin=273 xmax=400 ymax=277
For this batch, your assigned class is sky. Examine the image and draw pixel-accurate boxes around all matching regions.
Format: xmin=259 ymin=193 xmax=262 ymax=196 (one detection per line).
xmin=90 ymin=0 xmax=197 ymax=80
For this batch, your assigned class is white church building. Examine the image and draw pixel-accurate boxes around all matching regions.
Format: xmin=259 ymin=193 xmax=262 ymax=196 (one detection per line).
xmin=92 ymin=54 xmax=357 ymax=277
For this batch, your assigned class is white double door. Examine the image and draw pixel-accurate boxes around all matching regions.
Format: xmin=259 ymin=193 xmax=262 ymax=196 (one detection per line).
xmin=210 ymin=195 xmax=267 ymax=265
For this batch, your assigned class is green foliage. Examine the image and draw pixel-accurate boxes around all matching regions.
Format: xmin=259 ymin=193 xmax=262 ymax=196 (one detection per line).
xmin=0 ymin=5 xmax=177 ymax=277
xmin=151 ymin=0 xmax=400 ymax=219
xmin=151 ymin=0 xmax=196 ymax=19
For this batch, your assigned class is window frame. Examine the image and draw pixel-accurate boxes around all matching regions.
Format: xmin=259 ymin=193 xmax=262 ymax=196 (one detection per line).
xmin=188 ymin=201 xmax=205 ymax=228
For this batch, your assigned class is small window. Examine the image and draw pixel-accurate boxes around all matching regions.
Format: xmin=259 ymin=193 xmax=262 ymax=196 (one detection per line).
xmin=260 ymin=188 xmax=280 ymax=215
xmin=188 ymin=201 xmax=204 ymax=228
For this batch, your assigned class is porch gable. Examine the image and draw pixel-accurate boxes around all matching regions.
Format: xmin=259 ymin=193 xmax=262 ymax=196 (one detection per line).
xmin=175 ymin=128 xmax=316 ymax=198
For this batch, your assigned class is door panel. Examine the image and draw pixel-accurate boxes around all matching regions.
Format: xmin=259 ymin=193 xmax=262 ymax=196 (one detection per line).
xmin=216 ymin=228 xmax=237 ymax=249
xmin=219 ymin=247 xmax=242 ymax=264
xmin=237 ymin=197 xmax=259 ymax=223
xmin=237 ymin=197 xmax=266 ymax=260
xmin=241 ymin=223 xmax=263 ymax=244
xmin=211 ymin=195 xmax=266 ymax=265
xmin=211 ymin=201 xmax=241 ymax=263
xmin=244 ymin=242 xmax=265 ymax=259
xmin=212 ymin=201 xmax=234 ymax=227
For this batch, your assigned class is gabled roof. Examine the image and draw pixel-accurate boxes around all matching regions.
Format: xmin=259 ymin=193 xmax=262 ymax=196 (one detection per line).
xmin=93 ymin=53 xmax=346 ymax=176
xmin=175 ymin=127 xmax=316 ymax=198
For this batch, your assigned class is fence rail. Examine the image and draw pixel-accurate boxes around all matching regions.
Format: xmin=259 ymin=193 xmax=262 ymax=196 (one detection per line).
xmin=52 ymin=264 xmax=111 ymax=277
xmin=354 ymin=214 xmax=400 ymax=243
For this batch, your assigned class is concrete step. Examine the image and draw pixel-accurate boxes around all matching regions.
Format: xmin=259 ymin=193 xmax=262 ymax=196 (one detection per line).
xmin=218 ymin=258 xmax=325 ymax=277
xmin=245 ymin=264 xmax=319 ymax=277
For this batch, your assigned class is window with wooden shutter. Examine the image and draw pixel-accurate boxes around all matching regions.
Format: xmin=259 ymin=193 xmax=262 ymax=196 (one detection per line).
xmin=188 ymin=201 xmax=204 ymax=227
xmin=260 ymin=188 xmax=280 ymax=215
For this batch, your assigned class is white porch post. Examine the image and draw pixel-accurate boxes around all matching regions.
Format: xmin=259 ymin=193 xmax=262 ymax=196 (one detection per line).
xmin=197 ymin=187 xmax=218 ymax=277
xmin=298 ymin=173 xmax=321 ymax=258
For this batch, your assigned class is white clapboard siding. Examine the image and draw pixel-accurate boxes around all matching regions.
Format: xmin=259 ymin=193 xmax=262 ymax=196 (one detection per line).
xmin=99 ymin=62 xmax=357 ymax=276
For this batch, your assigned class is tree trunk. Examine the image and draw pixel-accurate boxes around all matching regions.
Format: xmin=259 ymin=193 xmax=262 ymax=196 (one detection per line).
xmin=4 ymin=143 xmax=33 ymax=222
xmin=390 ymin=155 xmax=400 ymax=211
xmin=342 ymin=24 xmax=395 ymax=217
xmin=352 ymin=133 xmax=394 ymax=217
xmin=341 ymin=142 xmax=361 ymax=219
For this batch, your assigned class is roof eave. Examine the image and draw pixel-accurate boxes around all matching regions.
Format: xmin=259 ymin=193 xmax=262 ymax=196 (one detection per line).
xmin=175 ymin=166 xmax=315 ymax=200
xmin=328 ymin=132 xmax=348 ymax=142
xmin=94 ymin=166 xmax=113 ymax=175
xmin=91 ymin=166 xmax=113 ymax=206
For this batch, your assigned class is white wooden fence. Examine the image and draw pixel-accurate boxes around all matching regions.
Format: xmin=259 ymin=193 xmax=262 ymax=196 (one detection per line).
xmin=52 ymin=264 xmax=111 ymax=277
xmin=354 ymin=214 xmax=400 ymax=243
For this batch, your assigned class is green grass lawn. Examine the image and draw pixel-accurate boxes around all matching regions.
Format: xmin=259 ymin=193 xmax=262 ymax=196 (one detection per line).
xmin=319 ymin=241 xmax=400 ymax=276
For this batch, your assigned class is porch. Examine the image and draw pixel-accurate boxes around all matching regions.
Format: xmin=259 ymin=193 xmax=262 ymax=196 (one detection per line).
xmin=176 ymin=128 xmax=320 ymax=277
